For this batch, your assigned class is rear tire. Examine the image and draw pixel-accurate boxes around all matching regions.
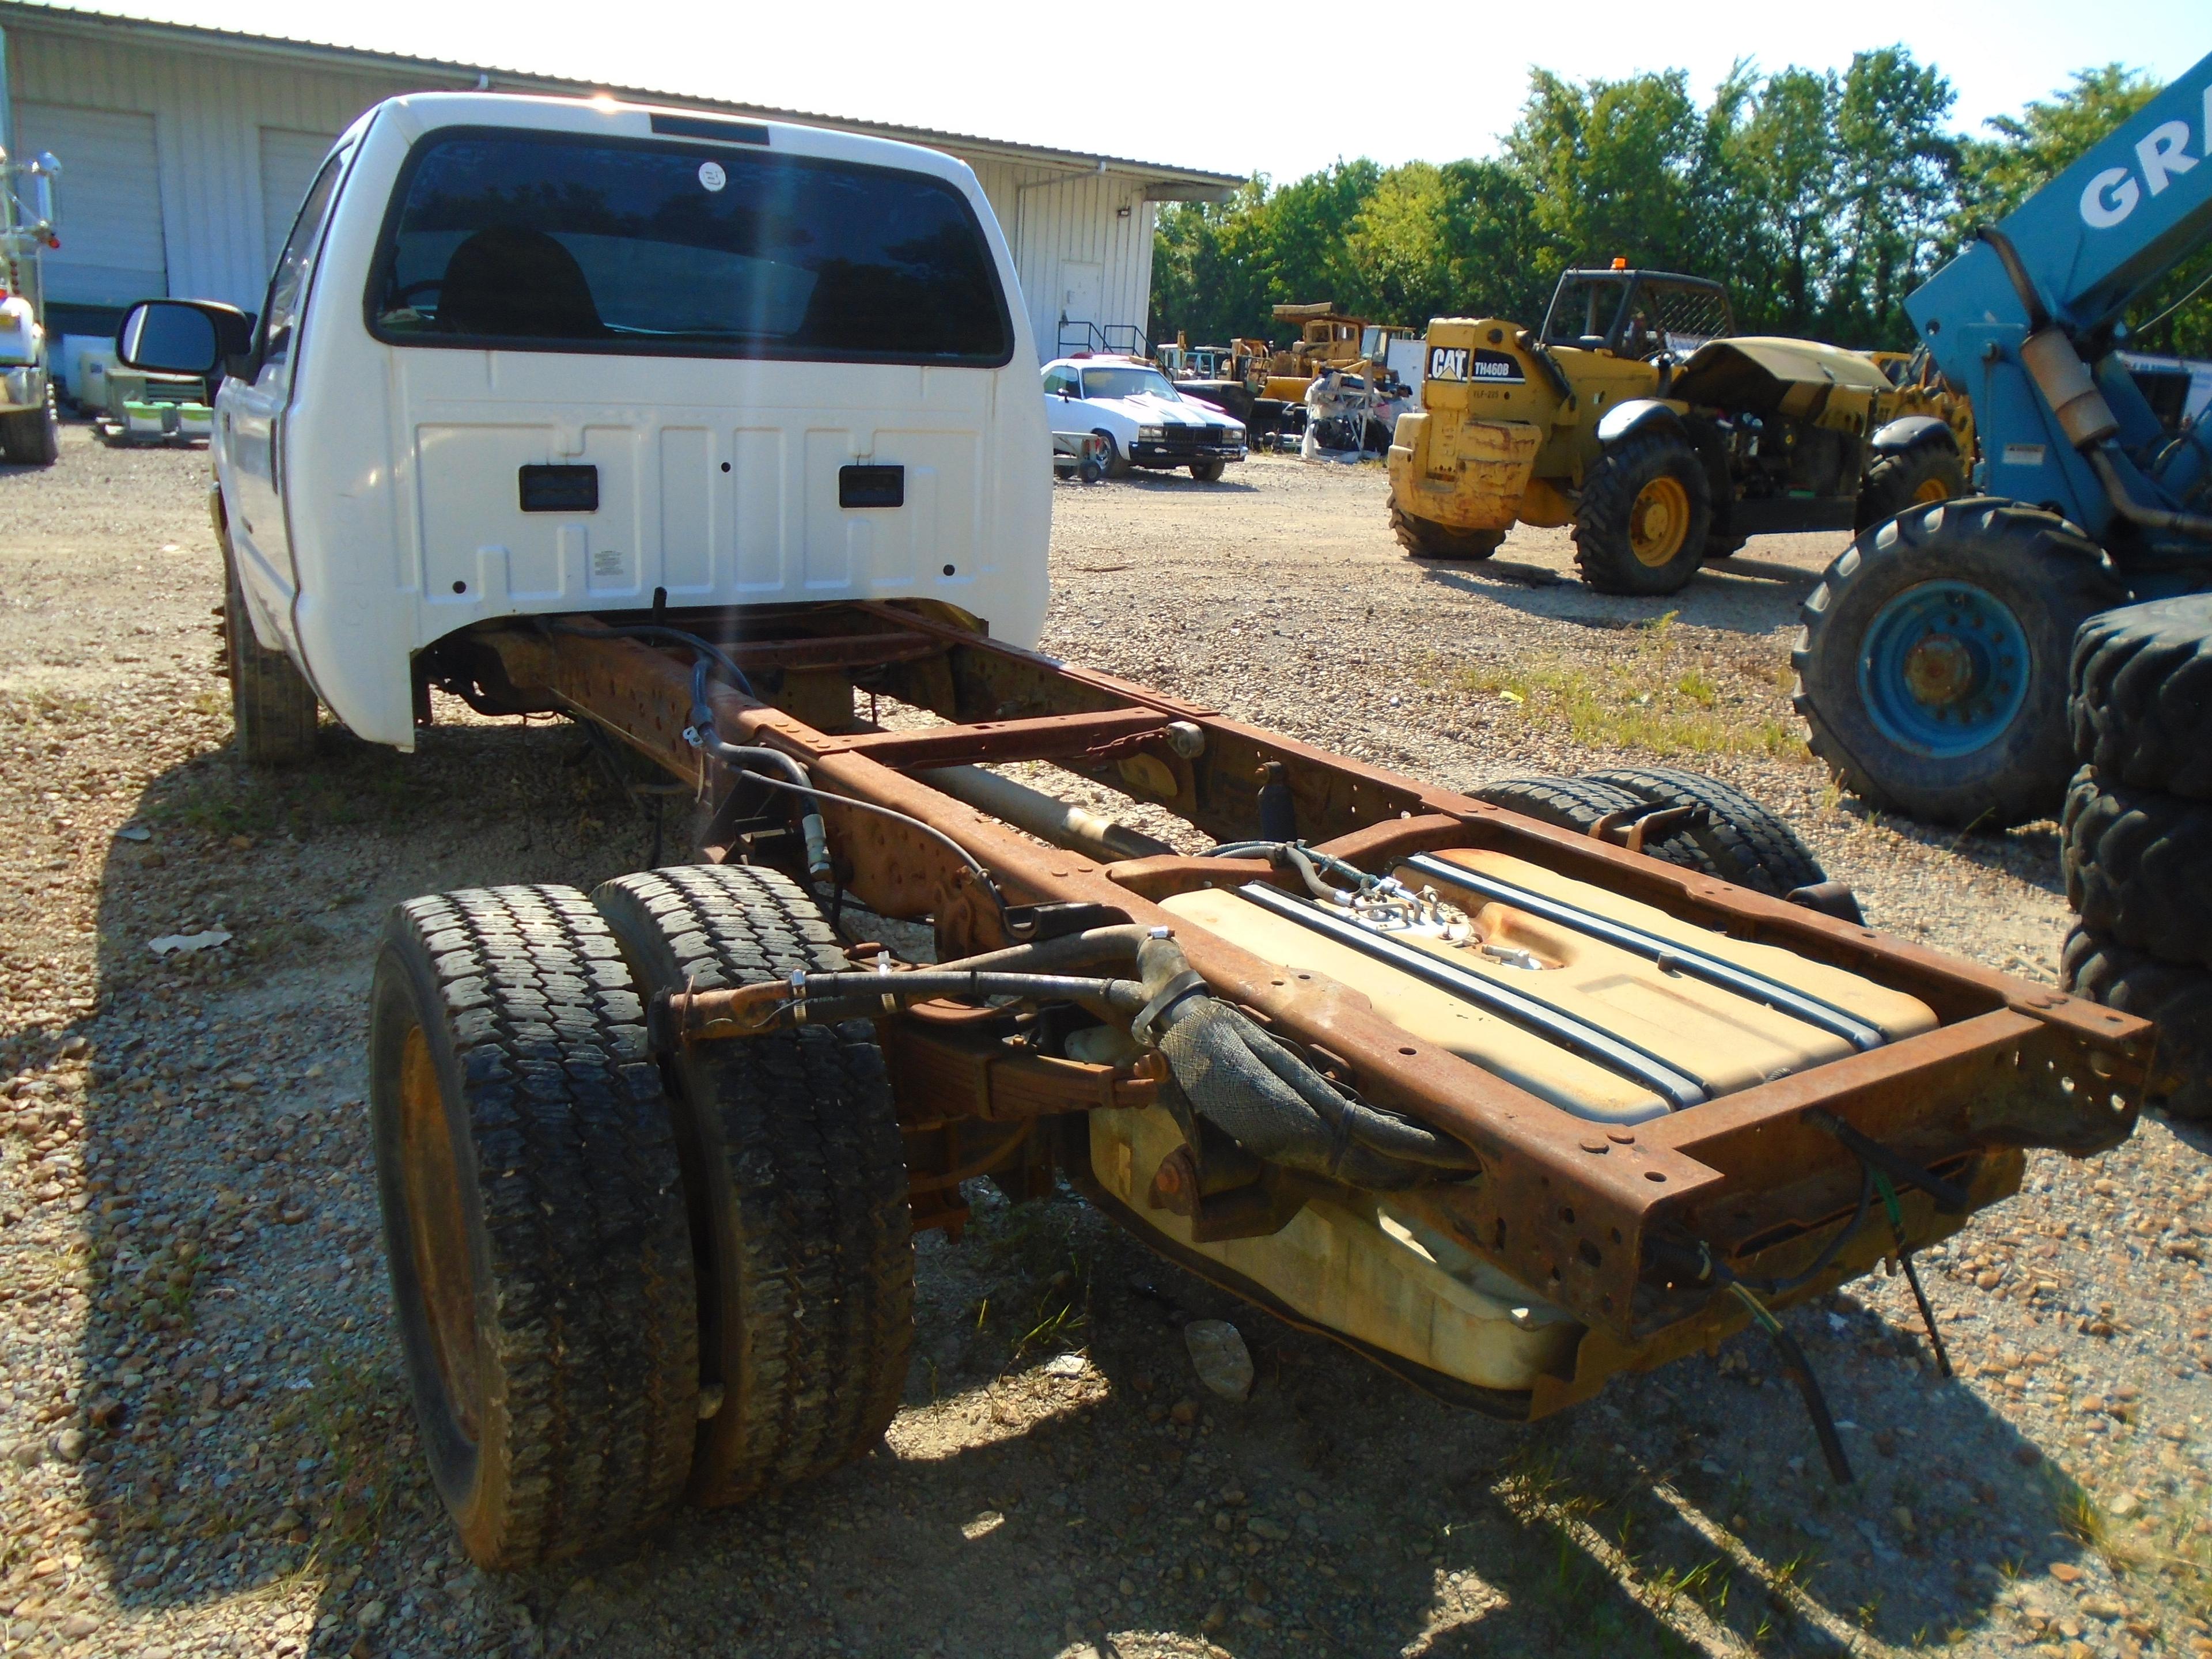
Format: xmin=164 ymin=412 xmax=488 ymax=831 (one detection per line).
xmin=223 ymin=541 xmax=320 ymax=766
xmin=1585 ymin=766 xmax=1850 ymax=912
xmin=1471 ymin=774 xmax=1718 ymax=876
xmin=1390 ymin=503 xmax=1502 ymax=560
xmin=0 ymin=388 xmax=59 ymax=465
xmin=592 ymin=865 xmax=912 ymax=1508
xmin=2061 ymin=925 xmax=2212 ymax=1122
xmin=2061 ymin=767 xmax=2212 ymax=970
xmin=2070 ymin=594 xmax=2212 ymax=798
xmin=1854 ymin=434 xmax=1965 ymax=532
xmin=1792 ymin=498 xmax=2120 ymax=828
xmin=1573 ymin=427 xmax=1711 ymax=595
xmin=368 ymin=885 xmax=700 ymax=1569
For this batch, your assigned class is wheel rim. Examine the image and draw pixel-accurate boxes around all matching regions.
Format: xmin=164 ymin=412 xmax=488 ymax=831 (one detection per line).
xmin=1857 ymin=579 xmax=2031 ymax=759
xmin=398 ymin=1024 xmax=482 ymax=1443
xmin=1629 ymin=475 xmax=1691 ymax=566
xmin=1912 ymin=476 xmax=1952 ymax=505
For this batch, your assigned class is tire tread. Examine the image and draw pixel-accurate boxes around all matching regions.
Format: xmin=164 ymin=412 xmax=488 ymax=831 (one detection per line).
xmin=2061 ymin=925 xmax=2212 ymax=1121
xmin=592 ymin=864 xmax=911 ymax=1508
xmin=374 ymin=884 xmax=698 ymax=1569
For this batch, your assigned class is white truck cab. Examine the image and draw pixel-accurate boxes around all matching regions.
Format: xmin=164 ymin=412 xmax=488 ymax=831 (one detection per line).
xmin=119 ymin=92 xmax=1051 ymax=751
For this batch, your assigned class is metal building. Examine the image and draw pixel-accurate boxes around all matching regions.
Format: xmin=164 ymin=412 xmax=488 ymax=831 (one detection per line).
xmin=0 ymin=2 xmax=1236 ymax=361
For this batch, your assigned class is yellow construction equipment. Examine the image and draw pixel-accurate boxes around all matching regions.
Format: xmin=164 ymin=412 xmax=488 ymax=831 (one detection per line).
xmin=1386 ymin=267 xmax=1972 ymax=592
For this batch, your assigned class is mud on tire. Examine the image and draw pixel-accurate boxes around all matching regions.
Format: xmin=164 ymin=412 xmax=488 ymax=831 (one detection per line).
xmin=224 ymin=543 xmax=320 ymax=766
xmin=1853 ymin=433 xmax=1965 ymax=533
xmin=592 ymin=863 xmax=912 ymax=1508
xmin=0 ymin=388 xmax=59 ymax=466
xmin=1571 ymin=426 xmax=1712 ymax=596
xmin=368 ymin=885 xmax=700 ymax=1569
xmin=2070 ymin=594 xmax=2212 ymax=799
xmin=2061 ymin=767 xmax=2212 ymax=971
xmin=1792 ymin=498 xmax=2120 ymax=829
xmin=2061 ymin=925 xmax=2212 ymax=1122
xmin=1390 ymin=503 xmax=1502 ymax=560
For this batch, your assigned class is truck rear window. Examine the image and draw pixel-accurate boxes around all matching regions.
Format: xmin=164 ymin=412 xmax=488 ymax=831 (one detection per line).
xmin=367 ymin=129 xmax=1013 ymax=365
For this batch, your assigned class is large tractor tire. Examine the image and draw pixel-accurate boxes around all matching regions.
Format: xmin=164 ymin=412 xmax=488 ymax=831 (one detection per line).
xmin=1390 ymin=503 xmax=1503 ymax=560
xmin=593 ymin=864 xmax=912 ymax=1508
xmin=1585 ymin=766 xmax=1854 ymax=915
xmin=368 ymin=886 xmax=701 ymax=1569
xmin=223 ymin=548 xmax=320 ymax=766
xmin=1853 ymin=433 xmax=1965 ymax=532
xmin=2061 ymin=768 xmax=2212 ymax=971
xmin=1472 ymin=774 xmax=1718 ymax=876
xmin=1793 ymin=498 xmax=2120 ymax=828
xmin=0 ymin=388 xmax=59 ymax=466
xmin=2070 ymin=594 xmax=2212 ymax=798
xmin=1572 ymin=427 xmax=1713 ymax=595
xmin=2061 ymin=925 xmax=2212 ymax=1122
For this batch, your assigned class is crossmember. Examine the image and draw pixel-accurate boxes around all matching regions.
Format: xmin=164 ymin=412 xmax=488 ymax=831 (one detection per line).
xmin=454 ymin=600 xmax=2152 ymax=1401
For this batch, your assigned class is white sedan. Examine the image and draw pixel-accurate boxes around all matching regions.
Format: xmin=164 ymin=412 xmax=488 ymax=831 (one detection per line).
xmin=1042 ymin=356 xmax=1246 ymax=480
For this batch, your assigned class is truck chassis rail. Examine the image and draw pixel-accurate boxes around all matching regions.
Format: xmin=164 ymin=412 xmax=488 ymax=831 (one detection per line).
xmin=429 ymin=597 xmax=2151 ymax=1416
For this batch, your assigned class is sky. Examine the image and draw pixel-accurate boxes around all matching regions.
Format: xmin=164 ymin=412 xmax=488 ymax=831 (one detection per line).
xmin=37 ymin=0 xmax=2209 ymax=183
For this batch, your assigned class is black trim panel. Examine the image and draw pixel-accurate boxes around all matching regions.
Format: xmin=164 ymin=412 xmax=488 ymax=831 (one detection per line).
xmin=648 ymin=112 xmax=771 ymax=146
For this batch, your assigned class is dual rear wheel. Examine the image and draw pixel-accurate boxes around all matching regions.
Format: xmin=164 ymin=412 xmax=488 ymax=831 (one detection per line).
xmin=368 ymin=866 xmax=912 ymax=1569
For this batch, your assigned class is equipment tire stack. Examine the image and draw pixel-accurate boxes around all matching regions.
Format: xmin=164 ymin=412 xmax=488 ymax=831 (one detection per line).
xmin=2060 ymin=594 xmax=2212 ymax=1122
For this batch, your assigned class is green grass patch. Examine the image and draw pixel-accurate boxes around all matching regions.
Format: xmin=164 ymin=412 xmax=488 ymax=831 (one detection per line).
xmin=1452 ymin=612 xmax=1808 ymax=762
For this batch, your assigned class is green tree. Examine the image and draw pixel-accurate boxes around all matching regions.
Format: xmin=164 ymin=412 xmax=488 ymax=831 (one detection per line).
xmin=1957 ymin=63 xmax=2162 ymax=224
xmin=1146 ymin=51 xmax=2204 ymax=359
xmin=1431 ymin=159 xmax=1548 ymax=324
xmin=1827 ymin=47 xmax=1960 ymax=347
xmin=1728 ymin=66 xmax=1840 ymax=334
xmin=1504 ymin=69 xmax=1703 ymax=270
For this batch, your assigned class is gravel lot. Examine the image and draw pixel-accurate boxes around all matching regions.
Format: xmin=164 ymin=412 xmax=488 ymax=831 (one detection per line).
xmin=0 ymin=435 xmax=2207 ymax=1659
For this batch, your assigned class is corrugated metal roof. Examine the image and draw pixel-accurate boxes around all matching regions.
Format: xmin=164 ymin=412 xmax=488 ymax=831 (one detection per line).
xmin=0 ymin=1 xmax=1243 ymax=197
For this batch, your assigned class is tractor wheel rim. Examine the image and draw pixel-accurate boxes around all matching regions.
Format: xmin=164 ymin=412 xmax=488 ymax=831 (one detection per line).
xmin=1629 ymin=475 xmax=1690 ymax=566
xmin=1912 ymin=476 xmax=1952 ymax=505
xmin=399 ymin=1024 xmax=482 ymax=1443
xmin=1856 ymin=579 xmax=2031 ymax=759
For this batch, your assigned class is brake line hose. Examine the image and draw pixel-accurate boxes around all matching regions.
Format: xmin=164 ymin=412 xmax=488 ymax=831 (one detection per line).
xmin=679 ymin=655 xmax=1014 ymax=924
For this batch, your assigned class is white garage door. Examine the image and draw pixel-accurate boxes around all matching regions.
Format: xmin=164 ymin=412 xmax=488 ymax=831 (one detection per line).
xmin=13 ymin=103 xmax=166 ymax=308
xmin=259 ymin=128 xmax=336 ymax=278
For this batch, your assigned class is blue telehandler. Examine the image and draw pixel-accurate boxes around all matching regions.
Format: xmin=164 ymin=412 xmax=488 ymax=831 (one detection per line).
xmin=1795 ymin=50 xmax=2212 ymax=830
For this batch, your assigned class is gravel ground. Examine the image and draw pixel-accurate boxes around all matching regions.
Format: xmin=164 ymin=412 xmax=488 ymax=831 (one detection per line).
xmin=0 ymin=435 xmax=2206 ymax=1659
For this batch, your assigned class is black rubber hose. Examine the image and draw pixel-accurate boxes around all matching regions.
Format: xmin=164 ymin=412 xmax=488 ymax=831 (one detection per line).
xmin=1976 ymin=225 xmax=2051 ymax=332
xmin=1131 ymin=935 xmax=1481 ymax=1183
xmin=930 ymin=925 xmax=1155 ymax=977
xmin=2087 ymin=445 xmax=2212 ymax=541
xmin=1761 ymin=1315 xmax=1856 ymax=1484
xmin=789 ymin=971 xmax=1147 ymax=1023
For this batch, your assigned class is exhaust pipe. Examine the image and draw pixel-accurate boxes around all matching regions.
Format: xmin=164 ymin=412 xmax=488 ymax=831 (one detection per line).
xmin=922 ymin=764 xmax=1173 ymax=863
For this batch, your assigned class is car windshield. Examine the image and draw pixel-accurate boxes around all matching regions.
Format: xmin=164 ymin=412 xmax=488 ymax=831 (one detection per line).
xmin=369 ymin=130 xmax=1012 ymax=363
xmin=1081 ymin=367 xmax=1180 ymax=401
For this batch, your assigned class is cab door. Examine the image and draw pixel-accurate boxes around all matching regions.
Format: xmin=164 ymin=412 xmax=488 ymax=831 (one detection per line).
xmin=1042 ymin=363 xmax=1081 ymax=429
xmin=218 ymin=144 xmax=349 ymax=635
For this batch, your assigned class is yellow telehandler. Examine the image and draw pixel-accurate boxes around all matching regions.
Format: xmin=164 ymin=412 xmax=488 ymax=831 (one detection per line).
xmin=1386 ymin=266 xmax=1971 ymax=593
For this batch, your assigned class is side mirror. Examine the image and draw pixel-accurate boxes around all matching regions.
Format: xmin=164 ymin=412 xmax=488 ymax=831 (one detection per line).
xmin=116 ymin=299 xmax=253 ymax=378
